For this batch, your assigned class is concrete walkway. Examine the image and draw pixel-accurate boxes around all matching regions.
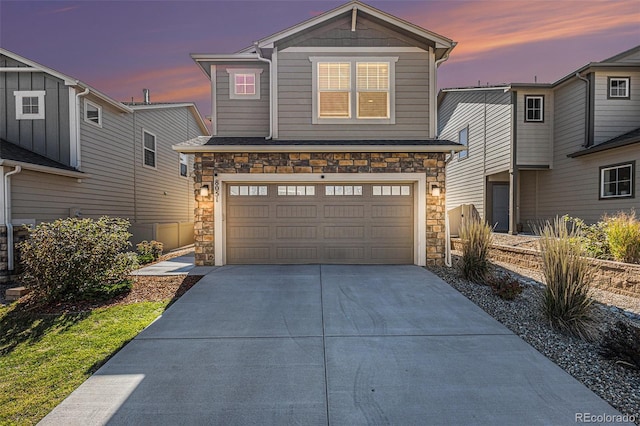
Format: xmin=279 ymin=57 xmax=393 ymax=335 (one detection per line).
xmin=40 ymin=265 xmax=628 ymax=425
xmin=130 ymin=254 xmax=216 ymax=276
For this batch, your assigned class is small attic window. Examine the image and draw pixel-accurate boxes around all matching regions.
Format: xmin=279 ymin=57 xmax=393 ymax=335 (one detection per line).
xmin=226 ymin=68 xmax=263 ymax=100
xmin=84 ymin=99 xmax=102 ymax=127
xmin=608 ymin=77 xmax=630 ymax=99
xmin=14 ymin=90 xmax=45 ymax=120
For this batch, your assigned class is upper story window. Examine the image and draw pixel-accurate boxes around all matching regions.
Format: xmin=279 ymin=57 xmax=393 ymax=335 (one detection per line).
xmin=608 ymin=77 xmax=630 ymax=99
xmin=525 ymin=95 xmax=544 ymax=122
xmin=226 ymin=68 xmax=263 ymax=100
xmin=458 ymin=126 xmax=469 ymax=160
xmin=143 ymin=130 xmax=156 ymax=169
xmin=84 ymin=99 xmax=102 ymax=127
xmin=14 ymin=90 xmax=45 ymax=120
xmin=600 ymin=162 xmax=634 ymax=199
xmin=179 ymin=153 xmax=188 ymax=177
xmin=311 ymin=56 xmax=397 ymax=125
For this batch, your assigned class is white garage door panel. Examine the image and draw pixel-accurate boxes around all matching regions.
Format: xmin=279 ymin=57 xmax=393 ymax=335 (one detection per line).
xmin=226 ymin=183 xmax=414 ymax=264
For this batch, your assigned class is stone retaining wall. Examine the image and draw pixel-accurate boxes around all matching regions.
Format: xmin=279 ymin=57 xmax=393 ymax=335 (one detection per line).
xmin=451 ymin=238 xmax=640 ymax=298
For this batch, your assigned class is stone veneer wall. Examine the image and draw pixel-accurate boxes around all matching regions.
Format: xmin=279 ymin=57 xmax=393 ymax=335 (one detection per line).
xmin=193 ymin=152 xmax=447 ymax=266
xmin=451 ymin=238 xmax=640 ymax=298
xmin=0 ymin=225 xmax=30 ymax=283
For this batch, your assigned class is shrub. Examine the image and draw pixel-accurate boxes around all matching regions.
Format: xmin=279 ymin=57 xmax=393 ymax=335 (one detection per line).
xmin=136 ymin=240 xmax=164 ymax=264
xmin=600 ymin=321 xmax=640 ymax=370
xmin=18 ymin=217 xmax=138 ymax=302
xmin=487 ymin=273 xmax=523 ymax=301
xmin=564 ymin=216 xmax=610 ymax=260
xmin=604 ymin=211 xmax=640 ymax=263
xmin=537 ymin=217 xmax=595 ymax=340
xmin=459 ymin=218 xmax=493 ymax=283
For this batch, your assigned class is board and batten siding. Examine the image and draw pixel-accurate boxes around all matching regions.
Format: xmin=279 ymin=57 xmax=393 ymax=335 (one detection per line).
xmin=277 ymin=50 xmax=430 ymax=140
xmin=593 ymin=70 xmax=640 ymax=145
xmin=519 ymin=78 xmax=639 ymax=224
xmin=440 ymin=89 xmax=512 ymax=219
xmin=515 ymin=90 xmax=553 ymax=167
xmin=0 ymin=55 xmax=71 ymax=165
xmin=216 ymin=62 xmax=269 ymax=137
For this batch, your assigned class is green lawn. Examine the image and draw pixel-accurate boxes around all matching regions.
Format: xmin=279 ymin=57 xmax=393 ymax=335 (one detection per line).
xmin=0 ymin=301 xmax=167 ymax=425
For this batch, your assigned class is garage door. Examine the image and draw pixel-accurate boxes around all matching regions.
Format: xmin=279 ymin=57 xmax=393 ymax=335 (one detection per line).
xmin=225 ymin=183 xmax=414 ymax=264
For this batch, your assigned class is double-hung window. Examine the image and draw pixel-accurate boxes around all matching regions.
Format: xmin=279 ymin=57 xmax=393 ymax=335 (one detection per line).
xmin=608 ymin=77 xmax=630 ymax=99
xmin=600 ymin=162 xmax=634 ymax=199
xmin=311 ymin=56 xmax=397 ymax=124
xmin=143 ymin=130 xmax=156 ymax=168
xmin=525 ymin=95 xmax=544 ymax=122
xmin=14 ymin=90 xmax=45 ymax=120
xmin=458 ymin=126 xmax=469 ymax=160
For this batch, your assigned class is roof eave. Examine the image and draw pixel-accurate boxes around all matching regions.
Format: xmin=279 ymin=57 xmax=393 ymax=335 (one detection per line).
xmin=173 ymin=144 xmax=463 ymax=153
xmin=0 ymin=159 xmax=88 ymax=178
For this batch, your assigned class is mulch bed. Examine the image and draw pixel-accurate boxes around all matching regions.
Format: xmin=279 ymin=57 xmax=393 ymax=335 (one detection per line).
xmin=13 ymin=275 xmax=202 ymax=315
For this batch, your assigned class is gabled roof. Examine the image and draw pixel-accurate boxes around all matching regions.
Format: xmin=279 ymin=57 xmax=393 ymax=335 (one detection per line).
xmin=601 ymin=45 xmax=640 ymax=63
xmin=0 ymin=138 xmax=86 ymax=178
xmin=126 ymin=103 xmax=210 ymax=135
xmin=236 ymin=1 xmax=455 ymax=59
xmin=173 ymin=136 xmax=462 ymax=153
xmin=568 ymin=127 xmax=640 ymax=158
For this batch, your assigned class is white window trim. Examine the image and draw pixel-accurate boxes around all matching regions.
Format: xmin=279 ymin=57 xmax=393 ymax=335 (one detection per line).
xmin=214 ymin=173 xmax=426 ymax=266
xmin=14 ymin=90 xmax=45 ymax=120
xmin=458 ymin=126 xmax=469 ymax=160
xmin=600 ymin=163 xmax=634 ymax=199
xmin=226 ymin=68 xmax=264 ymax=100
xmin=179 ymin=153 xmax=189 ymax=178
xmin=524 ymin=95 xmax=544 ymax=122
xmin=310 ymin=56 xmax=397 ymax=125
xmin=83 ymin=99 xmax=102 ymax=128
xmin=608 ymin=77 xmax=630 ymax=99
xmin=142 ymin=129 xmax=157 ymax=170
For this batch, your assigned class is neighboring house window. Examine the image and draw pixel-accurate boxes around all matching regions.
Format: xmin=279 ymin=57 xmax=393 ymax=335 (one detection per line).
xmin=458 ymin=126 xmax=469 ymax=160
xmin=179 ymin=153 xmax=188 ymax=177
xmin=600 ymin=162 xmax=634 ymax=199
xmin=524 ymin=95 xmax=544 ymax=122
xmin=311 ymin=56 xmax=397 ymax=124
xmin=608 ymin=77 xmax=630 ymax=99
xmin=14 ymin=90 xmax=45 ymax=120
xmin=84 ymin=99 xmax=102 ymax=127
xmin=143 ymin=130 xmax=156 ymax=168
xmin=318 ymin=62 xmax=351 ymax=118
xmin=226 ymin=68 xmax=263 ymax=100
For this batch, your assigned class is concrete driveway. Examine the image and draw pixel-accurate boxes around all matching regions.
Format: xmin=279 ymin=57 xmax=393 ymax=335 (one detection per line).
xmin=41 ymin=265 xmax=625 ymax=425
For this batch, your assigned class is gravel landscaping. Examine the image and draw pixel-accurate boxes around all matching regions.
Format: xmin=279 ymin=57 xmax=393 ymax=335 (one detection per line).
xmin=430 ymin=256 xmax=640 ymax=423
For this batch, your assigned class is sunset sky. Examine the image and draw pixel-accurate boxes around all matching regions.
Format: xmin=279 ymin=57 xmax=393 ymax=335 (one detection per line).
xmin=2 ymin=0 xmax=639 ymax=122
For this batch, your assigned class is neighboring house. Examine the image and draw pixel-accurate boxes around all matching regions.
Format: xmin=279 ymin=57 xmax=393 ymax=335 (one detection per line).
xmin=439 ymin=45 xmax=640 ymax=234
xmin=174 ymin=0 xmax=460 ymax=267
xmin=0 ymin=48 xmax=209 ymax=281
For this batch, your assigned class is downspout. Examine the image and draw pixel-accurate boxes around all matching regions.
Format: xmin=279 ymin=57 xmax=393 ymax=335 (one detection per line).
xmin=444 ymin=150 xmax=455 ymax=267
xmin=254 ymin=43 xmax=273 ymax=140
xmin=75 ymin=86 xmax=90 ymax=169
xmin=4 ymin=166 xmax=22 ymax=271
xmin=575 ymin=72 xmax=590 ymax=147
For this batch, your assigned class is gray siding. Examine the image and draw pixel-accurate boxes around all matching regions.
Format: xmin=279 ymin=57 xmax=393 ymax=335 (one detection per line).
xmin=278 ymin=50 xmax=430 ymax=140
xmin=133 ymin=107 xmax=198 ymax=223
xmin=0 ymin=55 xmax=70 ymax=165
xmin=519 ymin=79 xmax=639 ymax=225
xmin=12 ymin=101 xmax=204 ymax=244
xmin=440 ymin=90 xmax=512 ymax=219
xmin=593 ymin=70 xmax=640 ymax=144
xmin=515 ymin=90 xmax=553 ymax=167
xmin=277 ymin=15 xmax=422 ymax=50
xmin=216 ymin=62 xmax=269 ymax=137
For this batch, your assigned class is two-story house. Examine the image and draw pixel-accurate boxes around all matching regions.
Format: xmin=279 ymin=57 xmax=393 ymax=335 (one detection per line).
xmin=439 ymin=45 xmax=640 ymax=234
xmin=0 ymin=48 xmax=209 ymax=281
xmin=174 ymin=1 xmax=459 ymax=267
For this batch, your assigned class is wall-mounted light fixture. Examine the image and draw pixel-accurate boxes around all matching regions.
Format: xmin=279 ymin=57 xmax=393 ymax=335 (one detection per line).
xmin=430 ymin=183 xmax=441 ymax=197
xmin=200 ymin=185 xmax=210 ymax=197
